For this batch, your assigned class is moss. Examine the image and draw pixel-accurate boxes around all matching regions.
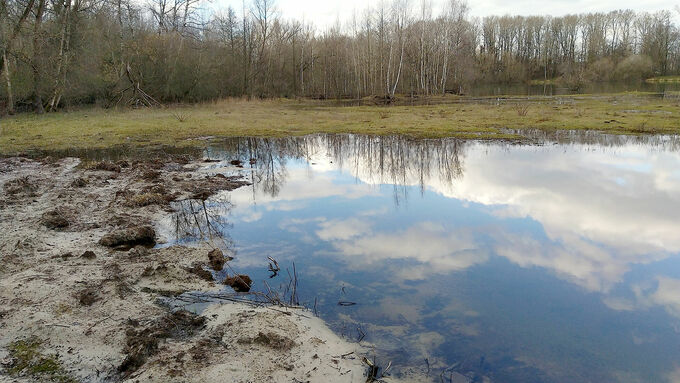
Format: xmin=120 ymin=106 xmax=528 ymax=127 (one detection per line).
xmin=7 ymin=339 xmax=78 ymax=383
xmin=1 ymin=94 xmax=678 ymax=155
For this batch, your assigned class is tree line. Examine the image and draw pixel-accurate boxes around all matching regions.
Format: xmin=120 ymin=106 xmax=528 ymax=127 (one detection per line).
xmin=1 ymin=0 xmax=679 ymax=114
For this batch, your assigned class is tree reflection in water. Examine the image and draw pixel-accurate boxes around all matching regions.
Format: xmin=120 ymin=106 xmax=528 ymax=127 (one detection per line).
xmin=208 ymin=134 xmax=466 ymax=206
xmin=170 ymin=196 xmax=234 ymax=251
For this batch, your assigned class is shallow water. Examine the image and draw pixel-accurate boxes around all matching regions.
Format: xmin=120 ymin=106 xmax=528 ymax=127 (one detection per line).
xmin=163 ymin=134 xmax=680 ymax=382
xmin=467 ymin=81 xmax=680 ymax=97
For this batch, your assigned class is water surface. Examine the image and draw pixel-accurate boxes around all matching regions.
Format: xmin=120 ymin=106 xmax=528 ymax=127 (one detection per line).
xmin=467 ymin=81 xmax=680 ymax=97
xmin=163 ymin=134 xmax=680 ymax=383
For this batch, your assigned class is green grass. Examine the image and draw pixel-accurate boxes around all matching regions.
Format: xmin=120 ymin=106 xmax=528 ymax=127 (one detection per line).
xmin=7 ymin=339 xmax=78 ymax=383
xmin=646 ymin=76 xmax=680 ymax=83
xmin=1 ymin=93 xmax=679 ymax=155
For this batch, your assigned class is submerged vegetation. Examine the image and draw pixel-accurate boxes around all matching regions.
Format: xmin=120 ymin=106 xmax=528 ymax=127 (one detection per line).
xmin=1 ymin=93 xmax=678 ymax=155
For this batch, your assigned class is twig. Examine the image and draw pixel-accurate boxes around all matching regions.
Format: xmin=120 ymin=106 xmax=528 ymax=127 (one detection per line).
xmin=357 ymin=326 xmax=365 ymax=342
xmin=85 ymin=315 xmax=112 ymax=335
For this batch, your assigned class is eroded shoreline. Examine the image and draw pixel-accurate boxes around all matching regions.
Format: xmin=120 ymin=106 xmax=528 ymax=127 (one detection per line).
xmin=0 ymin=156 xmax=367 ymax=382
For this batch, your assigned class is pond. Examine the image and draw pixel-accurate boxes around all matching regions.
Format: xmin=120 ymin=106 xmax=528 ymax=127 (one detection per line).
xmin=159 ymin=133 xmax=680 ymax=383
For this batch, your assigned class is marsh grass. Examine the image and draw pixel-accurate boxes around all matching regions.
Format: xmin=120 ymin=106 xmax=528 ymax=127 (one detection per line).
xmin=516 ymin=103 xmax=530 ymax=116
xmin=646 ymin=76 xmax=680 ymax=83
xmin=171 ymin=111 xmax=189 ymax=122
xmin=1 ymin=94 xmax=678 ymax=155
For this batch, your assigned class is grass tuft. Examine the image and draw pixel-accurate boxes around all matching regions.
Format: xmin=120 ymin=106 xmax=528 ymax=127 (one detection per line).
xmin=7 ymin=339 xmax=78 ymax=383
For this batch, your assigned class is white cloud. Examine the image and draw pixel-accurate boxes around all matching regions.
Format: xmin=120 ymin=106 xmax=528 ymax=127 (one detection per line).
xmin=230 ymin=166 xmax=379 ymax=215
xmin=330 ymin=221 xmax=488 ymax=278
xmin=666 ymin=366 xmax=680 ymax=383
xmin=316 ymin=217 xmax=373 ymax=240
xmin=650 ymin=277 xmax=680 ymax=318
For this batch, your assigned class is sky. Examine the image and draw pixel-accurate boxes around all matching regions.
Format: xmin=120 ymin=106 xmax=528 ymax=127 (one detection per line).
xmin=210 ymin=0 xmax=679 ymax=29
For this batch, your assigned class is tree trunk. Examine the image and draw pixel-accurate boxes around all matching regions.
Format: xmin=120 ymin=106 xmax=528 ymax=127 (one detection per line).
xmin=47 ymin=0 xmax=71 ymax=112
xmin=2 ymin=52 xmax=14 ymax=114
xmin=391 ymin=31 xmax=405 ymax=98
xmin=32 ymin=0 xmax=46 ymax=114
xmin=0 ymin=0 xmax=36 ymax=114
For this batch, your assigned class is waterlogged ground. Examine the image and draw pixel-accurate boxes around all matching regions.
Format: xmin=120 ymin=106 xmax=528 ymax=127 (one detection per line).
xmin=160 ymin=133 xmax=680 ymax=383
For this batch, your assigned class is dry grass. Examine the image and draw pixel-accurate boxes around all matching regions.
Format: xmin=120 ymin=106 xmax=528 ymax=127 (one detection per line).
xmin=124 ymin=192 xmax=169 ymax=207
xmin=516 ymin=103 xmax=530 ymax=116
xmin=1 ymin=93 xmax=678 ymax=155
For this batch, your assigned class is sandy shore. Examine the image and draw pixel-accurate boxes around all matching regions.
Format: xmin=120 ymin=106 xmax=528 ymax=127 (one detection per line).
xmin=0 ymin=156 xmax=367 ymax=382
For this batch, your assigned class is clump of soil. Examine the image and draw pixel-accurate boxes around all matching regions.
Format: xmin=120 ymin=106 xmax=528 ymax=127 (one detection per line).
xmin=141 ymin=169 xmax=161 ymax=181
xmin=40 ymin=207 xmax=71 ymax=230
xmin=90 ymin=161 xmax=121 ymax=173
xmin=99 ymin=225 xmax=156 ymax=249
xmin=186 ymin=263 xmax=213 ymax=282
xmin=3 ymin=176 xmax=37 ymax=197
xmin=81 ymin=251 xmax=96 ymax=259
xmin=207 ymin=249 xmax=225 ymax=271
xmin=70 ymin=177 xmax=88 ymax=188
xmin=78 ymin=288 xmax=100 ymax=306
xmin=119 ymin=310 xmax=206 ymax=376
xmin=224 ymin=274 xmax=252 ymax=292
xmin=238 ymin=332 xmax=296 ymax=351
xmin=127 ymin=245 xmax=149 ymax=257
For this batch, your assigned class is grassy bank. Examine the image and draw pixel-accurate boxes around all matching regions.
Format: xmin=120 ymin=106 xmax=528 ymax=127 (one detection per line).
xmin=646 ymin=76 xmax=680 ymax=83
xmin=1 ymin=93 xmax=678 ymax=155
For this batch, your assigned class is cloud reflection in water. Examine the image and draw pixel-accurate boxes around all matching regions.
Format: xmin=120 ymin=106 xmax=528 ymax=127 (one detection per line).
xmin=178 ymin=134 xmax=680 ymax=382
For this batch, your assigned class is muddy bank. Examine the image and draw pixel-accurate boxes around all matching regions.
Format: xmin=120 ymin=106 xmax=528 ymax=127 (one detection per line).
xmin=0 ymin=156 xmax=367 ymax=382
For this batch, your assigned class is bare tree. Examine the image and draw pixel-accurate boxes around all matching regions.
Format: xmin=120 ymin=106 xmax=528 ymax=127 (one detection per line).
xmin=1 ymin=0 xmax=37 ymax=114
